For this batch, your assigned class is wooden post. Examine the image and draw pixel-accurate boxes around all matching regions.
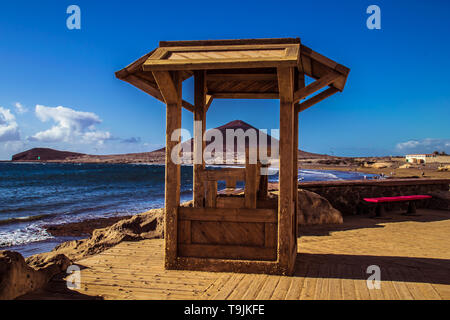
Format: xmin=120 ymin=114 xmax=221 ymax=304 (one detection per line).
xmin=153 ymin=71 xmax=182 ymax=269
xmin=245 ymin=148 xmax=258 ymax=209
xmin=194 ymin=71 xmax=206 ymax=207
xmin=277 ymin=67 xmax=296 ymax=275
xmin=292 ymin=73 xmax=304 ymax=249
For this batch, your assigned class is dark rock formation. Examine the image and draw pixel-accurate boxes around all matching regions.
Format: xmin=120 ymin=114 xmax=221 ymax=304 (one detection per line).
xmin=26 ymin=208 xmax=165 ymax=267
xmin=0 ymin=251 xmax=70 ymax=300
xmin=297 ymin=189 xmax=343 ymax=225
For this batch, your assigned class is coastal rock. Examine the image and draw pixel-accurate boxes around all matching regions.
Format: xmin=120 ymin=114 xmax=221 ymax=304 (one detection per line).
xmin=364 ymin=162 xmax=393 ymax=169
xmin=0 ymin=251 xmax=70 ymax=300
xmin=297 ymin=189 xmax=343 ymax=225
xmin=27 ymin=208 xmax=165 ymax=267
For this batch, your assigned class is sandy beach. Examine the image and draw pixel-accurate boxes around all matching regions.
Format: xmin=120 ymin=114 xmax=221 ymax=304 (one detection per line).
xmin=19 ymin=208 xmax=450 ymax=300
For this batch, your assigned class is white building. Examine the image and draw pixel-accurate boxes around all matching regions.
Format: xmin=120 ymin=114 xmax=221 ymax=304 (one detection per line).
xmin=406 ymin=154 xmax=450 ymax=164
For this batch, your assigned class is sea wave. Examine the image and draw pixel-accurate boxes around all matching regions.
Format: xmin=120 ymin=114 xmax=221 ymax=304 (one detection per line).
xmin=0 ymin=224 xmax=53 ymax=247
xmin=0 ymin=214 xmax=53 ymax=226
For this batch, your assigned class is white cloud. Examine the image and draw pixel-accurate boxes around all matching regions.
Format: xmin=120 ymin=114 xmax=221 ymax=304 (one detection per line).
xmin=29 ymin=105 xmax=111 ymax=144
xmin=396 ymin=138 xmax=450 ymax=154
xmin=0 ymin=106 xmax=20 ymax=142
xmin=14 ymin=102 xmax=27 ymax=114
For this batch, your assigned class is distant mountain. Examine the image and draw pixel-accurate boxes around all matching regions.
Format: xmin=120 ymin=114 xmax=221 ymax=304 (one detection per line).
xmin=12 ymin=120 xmax=329 ymax=163
xmin=12 ymin=148 xmax=85 ymax=161
xmin=155 ymin=120 xmax=326 ymax=159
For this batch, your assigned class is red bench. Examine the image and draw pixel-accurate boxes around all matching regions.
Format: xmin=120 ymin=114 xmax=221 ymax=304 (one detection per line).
xmin=363 ymin=195 xmax=432 ymax=217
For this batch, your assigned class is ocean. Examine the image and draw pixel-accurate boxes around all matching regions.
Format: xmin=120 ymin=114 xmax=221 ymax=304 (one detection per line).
xmin=0 ymin=163 xmax=376 ymax=256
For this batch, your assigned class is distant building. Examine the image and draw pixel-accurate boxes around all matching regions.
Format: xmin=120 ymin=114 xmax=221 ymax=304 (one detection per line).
xmin=405 ymin=154 xmax=450 ymax=164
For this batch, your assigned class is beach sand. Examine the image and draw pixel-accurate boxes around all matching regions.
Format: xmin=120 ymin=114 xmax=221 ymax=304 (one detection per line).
xmin=20 ymin=208 xmax=450 ymax=300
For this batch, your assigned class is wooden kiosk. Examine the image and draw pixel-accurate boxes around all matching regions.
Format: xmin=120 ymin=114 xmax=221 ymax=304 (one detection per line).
xmin=116 ymin=38 xmax=349 ymax=275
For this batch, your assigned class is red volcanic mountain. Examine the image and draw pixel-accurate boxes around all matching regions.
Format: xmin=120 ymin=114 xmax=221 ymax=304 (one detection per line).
xmin=155 ymin=120 xmax=323 ymax=158
xmin=12 ymin=120 xmax=327 ymax=162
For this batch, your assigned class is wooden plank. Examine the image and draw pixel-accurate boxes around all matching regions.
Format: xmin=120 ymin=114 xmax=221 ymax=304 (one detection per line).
xmin=271 ymin=277 xmax=292 ymax=300
xmin=205 ymin=181 xmax=217 ymax=207
xmin=143 ymin=58 xmax=298 ymax=72
xmin=296 ymin=87 xmax=339 ymax=113
xmin=200 ymin=168 xmax=245 ymax=181
xmin=225 ymin=178 xmax=237 ymax=188
xmin=285 ymin=263 xmax=308 ymax=299
xmin=191 ymin=221 xmax=264 ymax=246
xmin=152 ymin=71 xmax=179 ymax=104
xmin=177 ymin=220 xmax=191 ymax=244
xmin=211 ymin=92 xmax=279 ymax=99
xmin=216 ymin=196 xmax=244 ymax=208
xmin=245 ymin=150 xmax=258 ymax=208
xmin=178 ymin=206 xmax=277 ymax=223
xmin=207 ymin=73 xmax=277 ymax=81
xmin=205 ymin=95 xmax=213 ymax=112
xmin=179 ymin=244 xmax=277 ymax=261
xmin=241 ymin=275 xmax=269 ymax=299
xmin=277 ymin=66 xmax=296 ymax=275
xmin=255 ymin=276 xmax=280 ymax=299
xmin=159 ymin=38 xmax=301 ymax=47
xmin=228 ymin=274 xmax=259 ymax=300
xmin=211 ymin=274 xmax=245 ymax=300
xmin=293 ymin=71 xmax=342 ymax=103
xmin=264 ymin=223 xmax=277 ymax=248
xmin=292 ymin=74 xmax=302 ymax=245
xmin=193 ymin=71 xmax=206 ymax=207
xmin=164 ymin=72 xmax=182 ymax=269
xmin=202 ymin=274 xmax=232 ymax=299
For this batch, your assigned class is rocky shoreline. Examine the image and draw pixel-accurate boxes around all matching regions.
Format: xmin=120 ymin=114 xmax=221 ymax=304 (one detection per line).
xmin=43 ymin=215 xmax=134 ymax=238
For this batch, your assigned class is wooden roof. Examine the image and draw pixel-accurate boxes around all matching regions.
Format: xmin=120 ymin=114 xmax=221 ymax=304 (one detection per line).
xmin=115 ymin=38 xmax=350 ymax=110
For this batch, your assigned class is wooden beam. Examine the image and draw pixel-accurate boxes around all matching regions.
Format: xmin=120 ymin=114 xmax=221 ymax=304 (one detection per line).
xmin=193 ymin=70 xmax=207 ymax=207
xmin=178 ymin=207 xmax=277 ymax=223
xmin=126 ymin=75 xmax=164 ymax=101
xmin=143 ymin=58 xmax=298 ymax=72
xmin=245 ymin=150 xmax=258 ymax=209
xmin=178 ymin=244 xmax=276 ymax=261
xmin=181 ymin=100 xmax=196 ymax=113
xmin=160 ymin=38 xmax=301 ymax=47
xmin=205 ymin=181 xmax=218 ymax=208
xmin=200 ymin=168 xmax=246 ymax=181
xmin=293 ymin=71 xmax=342 ymax=103
xmin=164 ymin=72 xmax=182 ymax=269
xmin=125 ymin=75 xmax=195 ymax=113
xmin=277 ymin=66 xmax=296 ymax=275
xmin=205 ymin=95 xmax=214 ymax=112
xmin=207 ymin=74 xmax=278 ymax=81
xmin=152 ymin=71 xmax=179 ymax=105
xmin=211 ymin=92 xmax=279 ymax=99
xmin=296 ymin=87 xmax=339 ymax=113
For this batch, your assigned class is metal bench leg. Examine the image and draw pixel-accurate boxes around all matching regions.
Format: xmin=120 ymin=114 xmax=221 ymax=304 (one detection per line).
xmin=375 ymin=204 xmax=385 ymax=217
xmin=372 ymin=203 xmax=392 ymax=219
xmin=404 ymin=201 xmax=420 ymax=216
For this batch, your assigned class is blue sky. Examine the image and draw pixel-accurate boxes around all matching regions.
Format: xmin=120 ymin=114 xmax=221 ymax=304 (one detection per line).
xmin=0 ymin=0 xmax=449 ymax=160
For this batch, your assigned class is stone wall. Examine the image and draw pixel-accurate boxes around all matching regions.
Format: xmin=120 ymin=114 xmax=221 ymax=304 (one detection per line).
xmin=298 ymin=179 xmax=450 ymax=215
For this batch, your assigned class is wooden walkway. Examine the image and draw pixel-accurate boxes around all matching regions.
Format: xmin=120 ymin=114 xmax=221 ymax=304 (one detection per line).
xmin=21 ymin=209 xmax=450 ymax=300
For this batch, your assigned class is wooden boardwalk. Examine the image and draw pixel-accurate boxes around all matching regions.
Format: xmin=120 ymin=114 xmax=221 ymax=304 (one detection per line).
xmin=21 ymin=209 xmax=450 ymax=300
